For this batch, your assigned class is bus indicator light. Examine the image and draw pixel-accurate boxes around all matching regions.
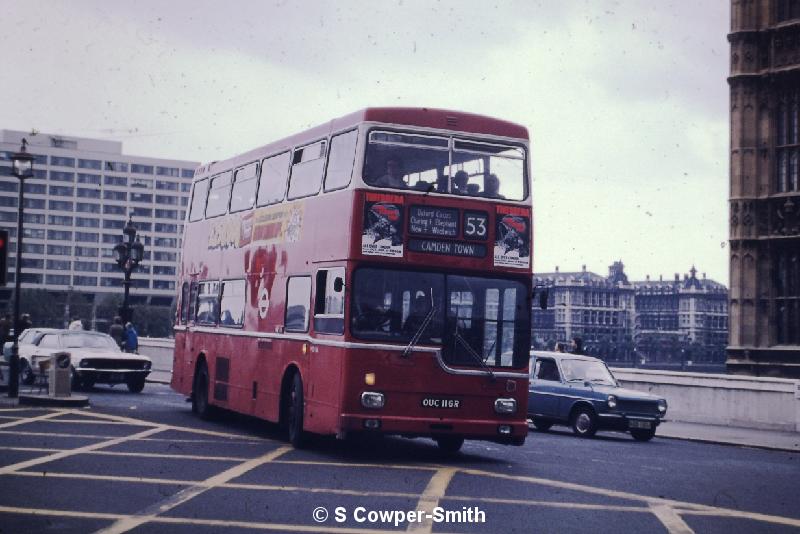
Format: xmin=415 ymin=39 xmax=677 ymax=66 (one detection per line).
xmin=365 ymin=373 xmax=376 ymax=386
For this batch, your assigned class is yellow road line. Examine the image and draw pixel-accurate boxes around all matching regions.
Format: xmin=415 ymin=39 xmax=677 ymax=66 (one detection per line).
xmin=0 ymin=505 xmax=410 ymax=534
xmin=76 ymin=409 xmax=265 ymax=440
xmin=407 ymin=467 xmax=456 ymax=533
xmin=0 ymin=429 xmax=261 ymax=444
xmin=0 ymin=410 xmax=66 ymax=429
xmin=5 ymin=467 xmax=800 ymax=530
xmin=10 ymin=470 xmax=196 ymax=486
xmin=678 ymin=508 xmax=800 ymax=529
xmin=0 ymin=426 xmax=166 ymax=475
xmin=95 ymin=446 xmax=292 ymax=534
xmin=650 ymin=504 xmax=695 ymax=534
xmin=277 ymin=459 xmax=440 ymax=471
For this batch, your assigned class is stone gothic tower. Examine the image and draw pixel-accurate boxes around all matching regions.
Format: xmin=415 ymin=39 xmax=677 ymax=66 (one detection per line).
xmin=728 ymin=0 xmax=800 ymax=376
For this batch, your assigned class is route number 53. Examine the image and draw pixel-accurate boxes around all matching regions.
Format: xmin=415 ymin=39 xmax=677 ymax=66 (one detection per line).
xmin=464 ymin=213 xmax=488 ymax=239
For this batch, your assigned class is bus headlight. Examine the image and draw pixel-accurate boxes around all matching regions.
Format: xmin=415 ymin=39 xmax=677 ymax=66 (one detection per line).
xmin=658 ymin=399 xmax=667 ymax=414
xmin=361 ymin=391 xmax=385 ymax=409
xmin=494 ymin=398 xmax=517 ymax=414
xmin=607 ymin=395 xmax=617 ymax=409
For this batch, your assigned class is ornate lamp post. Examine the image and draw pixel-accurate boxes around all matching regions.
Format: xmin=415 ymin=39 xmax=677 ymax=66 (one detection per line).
xmin=112 ymin=217 xmax=144 ymax=324
xmin=8 ymin=140 xmax=34 ymax=398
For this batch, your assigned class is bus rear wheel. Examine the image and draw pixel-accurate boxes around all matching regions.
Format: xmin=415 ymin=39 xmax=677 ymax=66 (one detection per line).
xmin=192 ymin=360 xmax=213 ymax=419
xmin=286 ymin=373 xmax=307 ymax=448
xmin=435 ymin=436 xmax=464 ymax=454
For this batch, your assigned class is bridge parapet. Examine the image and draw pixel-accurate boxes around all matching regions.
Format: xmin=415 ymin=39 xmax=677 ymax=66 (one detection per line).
xmin=612 ymin=368 xmax=800 ymax=433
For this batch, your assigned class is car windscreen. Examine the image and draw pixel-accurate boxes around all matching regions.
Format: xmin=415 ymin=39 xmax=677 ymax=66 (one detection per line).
xmin=62 ymin=334 xmax=120 ymax=351
xmin=560 ymin=359 xmax=616 ymax=386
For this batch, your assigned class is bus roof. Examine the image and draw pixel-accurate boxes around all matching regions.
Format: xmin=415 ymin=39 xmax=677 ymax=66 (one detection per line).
xmin=197 ymin=107 xmax=529 ymax=176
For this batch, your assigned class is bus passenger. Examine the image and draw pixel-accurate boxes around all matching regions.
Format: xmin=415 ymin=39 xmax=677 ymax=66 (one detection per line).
xmin=483 ymin=174 xmax=504 ymax=199
xmin=374 ymin=157 xmax=407 ymax=189
xmin=452 ymin=170 xmax=469 ymax=194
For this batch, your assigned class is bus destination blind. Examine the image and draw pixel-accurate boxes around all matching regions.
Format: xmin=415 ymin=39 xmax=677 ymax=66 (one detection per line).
xmin=408 ymin=238 xmax=486 ymax=258
xmin=408 ymin=206 xmax=459 ymax=237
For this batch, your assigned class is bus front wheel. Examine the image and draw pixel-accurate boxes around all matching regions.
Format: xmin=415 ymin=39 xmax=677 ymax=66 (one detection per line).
xmin=286 ymin=373 xmax=307 ymax=448
xmin=435 ymin=435 xmax=464 ymax=454
xmin=192 ymin=360 xmax=213 ymax=419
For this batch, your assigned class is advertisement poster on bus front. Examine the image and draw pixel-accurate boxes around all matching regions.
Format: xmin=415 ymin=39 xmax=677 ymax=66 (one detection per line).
xmin=362 ymin=193 xmax=404 ymax=258
xmin=494 ymin=206 xmax=530 ymax=269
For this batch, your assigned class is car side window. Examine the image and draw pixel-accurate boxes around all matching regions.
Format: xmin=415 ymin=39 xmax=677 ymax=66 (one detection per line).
xmin=38 ymin=334 xmax=61 ymax=349
xmin=535 ymin=358 xmax=560 ymax=382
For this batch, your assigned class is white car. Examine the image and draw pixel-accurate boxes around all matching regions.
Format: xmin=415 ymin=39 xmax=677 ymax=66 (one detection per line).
xmin=6 ymin=329 xmax=151 ymax=393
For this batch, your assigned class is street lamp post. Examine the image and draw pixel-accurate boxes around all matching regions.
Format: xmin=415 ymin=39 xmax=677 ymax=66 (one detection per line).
xmin=8 ymin=140 xmax=34 ymax=398
xmin=112 ymin=217 xmax=144 ymax=325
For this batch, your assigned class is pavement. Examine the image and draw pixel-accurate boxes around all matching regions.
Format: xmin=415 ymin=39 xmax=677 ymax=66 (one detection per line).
xmin=657 ymin=420 xmax=800 ymax=452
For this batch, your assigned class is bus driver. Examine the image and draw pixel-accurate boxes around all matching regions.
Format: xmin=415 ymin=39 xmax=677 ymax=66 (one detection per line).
xmin=374 ymin=157 xmax=407 ymax=188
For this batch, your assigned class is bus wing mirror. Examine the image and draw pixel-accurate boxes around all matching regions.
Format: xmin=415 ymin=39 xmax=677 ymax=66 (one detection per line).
xmin=333 ymin=277 xmax=344 ymax=293
xmin=536 ymin=288 xmax=549 ymax=310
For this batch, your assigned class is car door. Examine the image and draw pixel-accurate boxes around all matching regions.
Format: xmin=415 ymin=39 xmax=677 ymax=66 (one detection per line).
xmin=30 ymin=333 xmax=62 ymax=369
xmin=528 ymin=357 xmax=564 ymax=418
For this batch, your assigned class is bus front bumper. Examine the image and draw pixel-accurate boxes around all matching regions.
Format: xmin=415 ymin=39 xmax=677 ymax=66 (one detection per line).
xmin=339 ymin=413 xmax=527 ymax=445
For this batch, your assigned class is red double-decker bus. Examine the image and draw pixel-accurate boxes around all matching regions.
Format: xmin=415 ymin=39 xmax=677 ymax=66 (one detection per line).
xmin=172 ymin=108 xmax=533 ymax=452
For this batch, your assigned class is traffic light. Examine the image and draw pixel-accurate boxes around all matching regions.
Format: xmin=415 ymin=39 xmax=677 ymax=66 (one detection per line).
xmin=0 ymin=229 xmax=8 ymax=286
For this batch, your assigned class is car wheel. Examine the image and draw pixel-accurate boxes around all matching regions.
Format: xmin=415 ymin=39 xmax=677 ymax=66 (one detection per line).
xmin=571 ymin=407 xmax=598 ymax=438
xmin=532 ymin=418 xmax=553 ymax=431
xmin=19 ymin=359 xmax=35 ymax=386
xmin=630 ymin=428 xmax=656 ymax=442
xmin=192 ymin=360 xmax=214 ymax=419
xmin=70 ymin=369 xmax=83 ymax=391
xmin=286 ymin=373 xmax=307 ymax=448
xmin=126 ymin=376 xmax=146 ymax=393
xmin=436 ymin=436 xmax=465 ymax=454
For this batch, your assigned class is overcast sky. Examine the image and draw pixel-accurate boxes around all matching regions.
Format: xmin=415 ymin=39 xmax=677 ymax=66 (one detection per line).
xmin=1 ymin=1 xmax=730 ymax=284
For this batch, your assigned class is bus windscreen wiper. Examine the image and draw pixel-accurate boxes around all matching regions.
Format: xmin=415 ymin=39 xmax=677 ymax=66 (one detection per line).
xmin=401 ymin=305 xmax=437 ymax=358
xmin=453 ymin=330 xmax=496 ymax=381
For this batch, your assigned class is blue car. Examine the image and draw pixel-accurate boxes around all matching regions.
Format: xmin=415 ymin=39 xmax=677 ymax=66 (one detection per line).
xmin=528 ymin=351 xmax=667 ymax=441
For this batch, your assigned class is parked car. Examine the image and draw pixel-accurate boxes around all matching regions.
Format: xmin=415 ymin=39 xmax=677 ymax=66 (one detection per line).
xmin=3 ymin=328 xmax=61 ymax=385
xmin=4 ymin=329 xmax=151 ymax=392
xmin=528 ymin=351 xmax=667 ymax=441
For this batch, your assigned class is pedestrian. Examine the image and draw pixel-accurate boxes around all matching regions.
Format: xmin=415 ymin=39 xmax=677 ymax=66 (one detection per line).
xmin=19 ymin=313 xmax=32 ymax=333
xmin=109 ymin=316 xmax=125 ymax=349
xmin=124 ymin=322 xmax=139 ymax=354
xmin=570 ymin=336 xmax=584 ymax=355
xmin=555 ymin=342 xmax=566 ymax=353
xmin=0 ymin=314 xmax=10 ymax=343
xmin=68 ymin=317 xmax=83 ymax=331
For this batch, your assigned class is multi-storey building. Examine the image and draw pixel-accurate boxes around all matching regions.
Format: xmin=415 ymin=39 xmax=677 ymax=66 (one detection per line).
xmin=728 ymin=0 xmax=800 ymax=377
xmin=532 ymin=262 xmax=636 ymax=362
xmin=533 ymin=263 xmax=728 ymax=368
xmin=0 ymin=129 xmax=198 ymax=323
xmin=634 ymin=268 xmax=728 ymax=366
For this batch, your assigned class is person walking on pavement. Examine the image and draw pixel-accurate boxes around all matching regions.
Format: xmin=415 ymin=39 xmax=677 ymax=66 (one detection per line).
xmin=19 ymin=313 xmax=32 ymax=334
xmin=0 ymin=314 xmax=10 ymax=343
xmin=68 ymin=317 xmax=83 ymax=330
xmin=109 ymin=316 xmax=125 ymax=350
xmin=124 ymin=322 xmax=139 ymax=354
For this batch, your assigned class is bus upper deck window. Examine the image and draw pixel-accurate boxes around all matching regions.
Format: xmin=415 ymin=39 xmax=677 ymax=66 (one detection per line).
xmin=188 ymin=179 xmax=209 ymax=222
xmin=230 ymin=163 xmax=258 ymax=213
xmin=257 ymin=152 xmax=291 ymax=206
xmin=205 ymin=171 xmax=232 ymax=218
xmin=324 ymin=130 xmax=358 ymax=192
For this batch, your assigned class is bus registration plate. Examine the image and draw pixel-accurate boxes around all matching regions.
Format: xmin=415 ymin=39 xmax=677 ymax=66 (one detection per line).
xmin=421 ymin=397 xmax=461 ymax=409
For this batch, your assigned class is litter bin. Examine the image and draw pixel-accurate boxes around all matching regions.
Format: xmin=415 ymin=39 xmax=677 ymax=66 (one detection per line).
xmin=49 ymin=352 xmax=72 ymax=397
